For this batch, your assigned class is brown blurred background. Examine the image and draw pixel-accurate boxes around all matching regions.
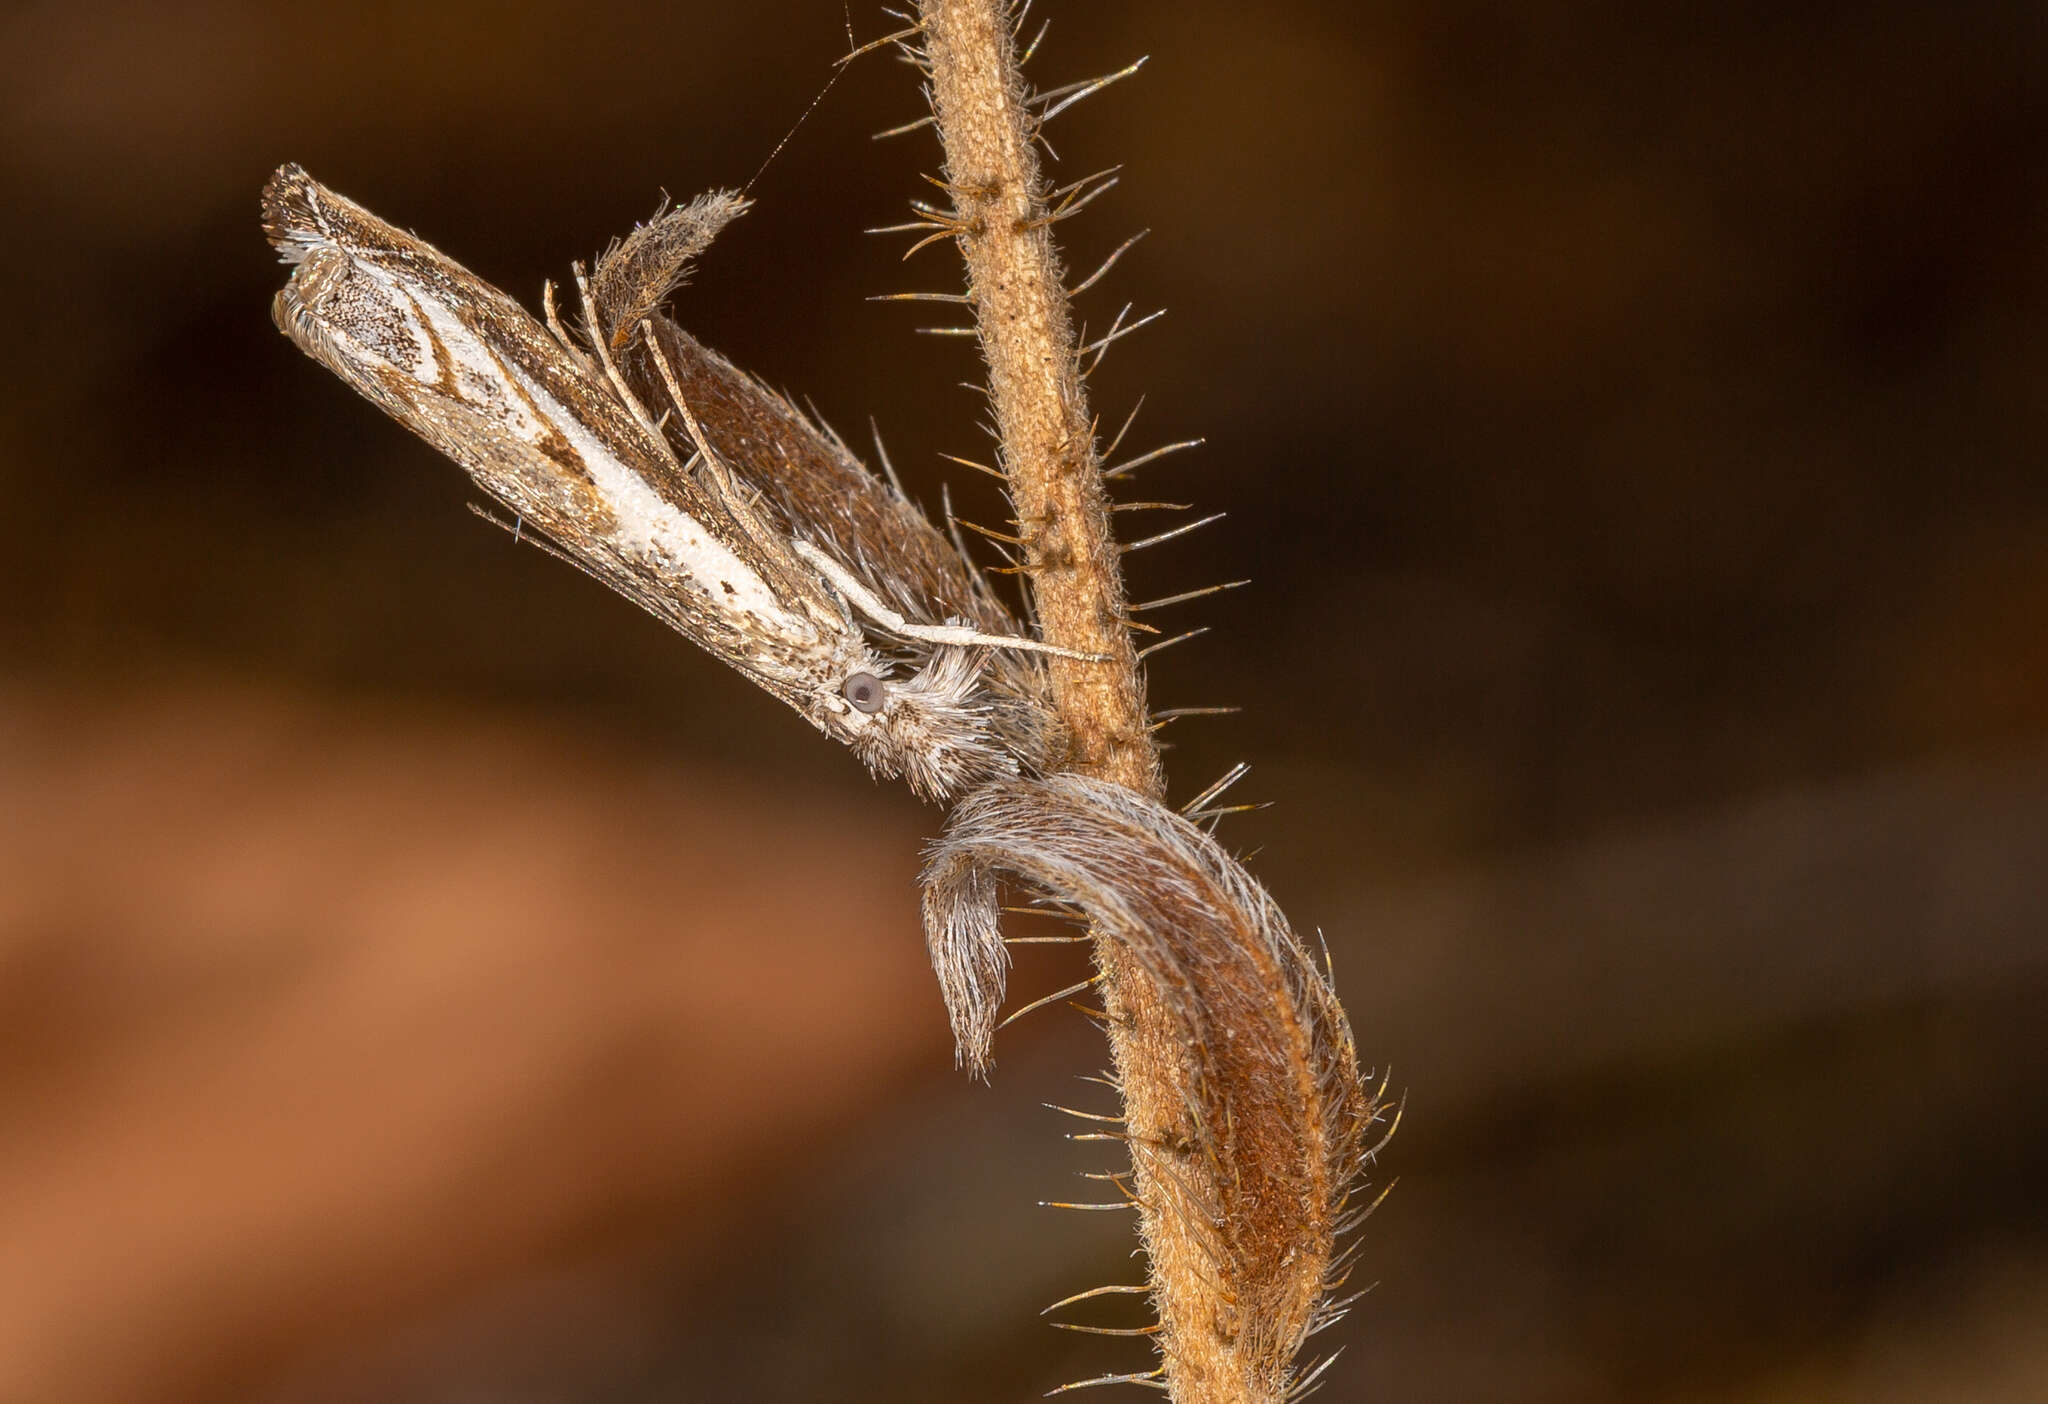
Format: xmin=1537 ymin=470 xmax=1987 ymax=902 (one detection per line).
xmin=2 ymin=2 xmax=2044 ymax=1401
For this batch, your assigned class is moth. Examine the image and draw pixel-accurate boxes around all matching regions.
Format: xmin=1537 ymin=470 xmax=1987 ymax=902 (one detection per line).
xmin=262 ymin=163 xmax=1079 ymax=800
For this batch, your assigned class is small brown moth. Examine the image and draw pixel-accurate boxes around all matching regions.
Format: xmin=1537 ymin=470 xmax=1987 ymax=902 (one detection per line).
xmin=263 ymin=164 xmax=1081 ymax=800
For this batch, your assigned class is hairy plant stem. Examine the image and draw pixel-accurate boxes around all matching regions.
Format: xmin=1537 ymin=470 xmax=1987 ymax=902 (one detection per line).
xmin=917 ymin=4 xmax=1273 ymax=1401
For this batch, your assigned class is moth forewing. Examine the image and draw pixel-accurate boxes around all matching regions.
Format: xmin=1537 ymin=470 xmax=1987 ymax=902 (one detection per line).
xmin=262 ymin=164 xmax=898 ymax=759
xmin=610 ymin=311 xmax=1071 ymax=783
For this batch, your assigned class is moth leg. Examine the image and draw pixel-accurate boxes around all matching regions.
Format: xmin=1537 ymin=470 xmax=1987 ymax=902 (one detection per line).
xmin=636 ymin=320 xmax=808 ymax=580
xmin=572 ymin=266 xmax=676 ymax=459
xmin=791 ymin=541 xmax=1106 ymax=661
xmin=540 ymin=280 xmax=596 ymax=376
xmin=636 ymin=321 xmax=739 ymax=496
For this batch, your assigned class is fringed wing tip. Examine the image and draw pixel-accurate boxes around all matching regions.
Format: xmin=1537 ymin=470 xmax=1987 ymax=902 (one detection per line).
xmin=260 ymin=162 xmax=327 ymax=263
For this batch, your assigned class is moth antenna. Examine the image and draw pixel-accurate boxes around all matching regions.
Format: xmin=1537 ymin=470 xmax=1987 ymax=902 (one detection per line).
xmin=1130 ymin=580 xmax=1249 ymax=613
xmin=1069 ymin=230 xmax=1149 ymax=298
xmin=742 ymin=54 xmax=848 ymax=195
xmin=1103 ymin=437 xmax=1204 ymax=480
xmin=1030 ymin=56 xmax=1148 ymax=123
xmin=1180 ymin=762 xmax=1250 ymax=817
xmin=1121 ymin=512 xmax=1226 ymax=554
xmin=1136 ymin=626 xmax=1211 ymax=660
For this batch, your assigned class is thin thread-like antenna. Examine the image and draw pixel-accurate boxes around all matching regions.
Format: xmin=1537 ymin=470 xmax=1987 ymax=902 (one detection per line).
xmin=741 ymin=16 xmax=859 ymax=195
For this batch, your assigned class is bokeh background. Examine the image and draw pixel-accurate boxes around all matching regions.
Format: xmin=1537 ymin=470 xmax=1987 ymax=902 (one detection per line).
xmin=3 ymin=2 xmax=2044 ymax=1401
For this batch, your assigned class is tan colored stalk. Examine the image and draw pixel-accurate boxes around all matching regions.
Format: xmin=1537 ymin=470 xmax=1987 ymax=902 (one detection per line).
xmin=915 ymin=0 xmax=1159 ymax=798
xmin=917 ymin=5 xmax=1309 ymax=1401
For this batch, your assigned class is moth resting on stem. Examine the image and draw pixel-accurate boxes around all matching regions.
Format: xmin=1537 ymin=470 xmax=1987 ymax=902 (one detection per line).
xmin=263 ymin=163 xmax=1083 ymax=802
xmin=261 ymin=25 xmax=1388 ymax=1389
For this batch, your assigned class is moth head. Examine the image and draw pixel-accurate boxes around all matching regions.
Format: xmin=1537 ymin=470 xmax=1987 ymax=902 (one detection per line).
xmin=829 ymin=648 xmax=1018 ymax=803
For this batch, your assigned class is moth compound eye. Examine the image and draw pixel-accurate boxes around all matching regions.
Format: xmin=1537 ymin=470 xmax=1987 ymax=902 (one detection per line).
xmin=843 ymin=672 xmax=886 ymax=714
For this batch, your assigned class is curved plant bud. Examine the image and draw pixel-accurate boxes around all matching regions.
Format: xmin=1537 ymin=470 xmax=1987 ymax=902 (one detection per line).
xmin=922 ymin=773 xmax=1387 ymax=1397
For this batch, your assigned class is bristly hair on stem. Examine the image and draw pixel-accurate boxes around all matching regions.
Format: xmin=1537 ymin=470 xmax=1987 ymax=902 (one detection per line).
xmin=903 ymin=3 xmax=1385 ymax=1402
xmin=922 ymin=775 xmax=1387 ymax=1402
xmin=260 ymin=3 xmax=1387 ymax=1396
